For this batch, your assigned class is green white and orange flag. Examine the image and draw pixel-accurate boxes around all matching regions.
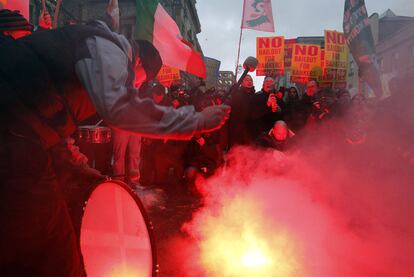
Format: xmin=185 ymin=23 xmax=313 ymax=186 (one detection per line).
xmin=135 ymin=0 xmax=206 ymax=79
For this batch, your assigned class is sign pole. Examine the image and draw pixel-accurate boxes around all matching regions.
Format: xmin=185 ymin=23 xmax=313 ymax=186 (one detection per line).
xmin=235 ymin=0 xmax=248 ymax=80
xmin=235 ymin=27 xmax=243 ymax=80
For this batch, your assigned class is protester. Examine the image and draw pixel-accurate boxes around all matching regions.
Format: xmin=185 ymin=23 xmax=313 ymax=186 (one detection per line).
xmin=284 ymin=86 xmax=308 ymax=132
xmin=184 ymin=133 xmax=222 ymax=192
xmin=334 ymin=89 xmax=352 ymax=117
xmin=227 ymin=74 xmax=256 ymax=148
xmin=302 ymin=80 xmax=335 ymax=127
xmin=0 ymin=18 xmax=230 ymax=275
xmin=255 ymin=120 xmax=297 ymax=152
xmin=112 ymin=83 xmax=167 ymax=185
xmin=250 ymin=76 xmax=284 ymax=140
xmin=168 ymin=83 xmax=191 ymax=108
xmin=112 ymin=128 xmax=142 ymax=182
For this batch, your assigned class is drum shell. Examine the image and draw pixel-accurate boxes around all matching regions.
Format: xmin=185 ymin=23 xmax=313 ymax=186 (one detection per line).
xmin=77 ymin=126 xmax=111 ymax=144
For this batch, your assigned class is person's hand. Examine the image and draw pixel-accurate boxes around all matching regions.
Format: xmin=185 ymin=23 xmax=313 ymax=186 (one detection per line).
xmin=267 ymin=93 xmax=278 ymax=112
xmin=196 ymin=137 xmax=205 ymax=146
xmin=312 ymin=100 xmax=321 ymax=110
xmin=196 ymin=105 xmax=231 ymax=134
xmin=64 ymin=138 xmax=88 ymax=165
xmin=267 ymin=93 xmax=275 ymax=106
xmin=38 ymin=9 xmax=52 ymax=29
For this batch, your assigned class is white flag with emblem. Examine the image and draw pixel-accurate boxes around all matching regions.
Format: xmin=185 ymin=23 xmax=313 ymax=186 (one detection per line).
xmin=241 ymin=0 xmax=275 ymax=32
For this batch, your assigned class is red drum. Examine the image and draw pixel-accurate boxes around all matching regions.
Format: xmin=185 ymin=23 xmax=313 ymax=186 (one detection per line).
xmin=80 ymin=180 xmax=158 ymax=276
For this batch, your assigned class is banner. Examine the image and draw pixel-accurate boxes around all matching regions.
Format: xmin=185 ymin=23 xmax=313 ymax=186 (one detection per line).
xmin=320 ymin=30 xmax=349 ymax=88
xmin=156 ymin=65 xmax=180 ymax=87
xmin=284 ymin=38 xmax=297 ymax=70
xmin=256 ymin=36 xmax=284 ymax=76
xmin=290 ymin=44 xmax=322 ymax=83
xmin=0 ymin=0 xmax=30 ymax=19
xmin=241 ymin=0 xmax=275 ymax=32
xmin=343 ymin=0 xmax=382 ymax=97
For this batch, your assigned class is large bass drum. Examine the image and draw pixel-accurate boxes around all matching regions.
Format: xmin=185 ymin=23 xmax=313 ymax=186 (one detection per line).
xmin=79 ymin=180 xmax=158 ymax=277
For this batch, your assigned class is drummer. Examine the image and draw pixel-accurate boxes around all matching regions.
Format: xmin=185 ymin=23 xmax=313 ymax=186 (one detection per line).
xmin=0 ymin=17 xmax=230 ymax=276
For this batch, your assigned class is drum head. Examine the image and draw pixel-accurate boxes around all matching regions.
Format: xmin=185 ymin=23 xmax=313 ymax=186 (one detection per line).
xmin=80 ymin=181 xmax=156 ymax=277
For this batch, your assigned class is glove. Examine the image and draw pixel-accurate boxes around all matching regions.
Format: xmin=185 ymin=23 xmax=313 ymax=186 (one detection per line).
xmin=196 ymin=105 xmax=231 ymax=134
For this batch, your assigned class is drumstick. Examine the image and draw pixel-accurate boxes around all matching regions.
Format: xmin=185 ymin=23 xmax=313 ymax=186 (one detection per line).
xmin=95 ymin=119 xmax=104 ymax=127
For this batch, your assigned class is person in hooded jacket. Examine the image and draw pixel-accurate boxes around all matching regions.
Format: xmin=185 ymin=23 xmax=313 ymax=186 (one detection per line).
xmin=0 ymin=18 xmax=230 ymax=275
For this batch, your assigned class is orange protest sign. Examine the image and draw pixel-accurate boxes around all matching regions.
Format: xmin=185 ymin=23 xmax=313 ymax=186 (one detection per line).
xmin=290 ymin=44 xmax=322 ymax=83
xmin=156 ymin=65 xmax=181 ymax=87
xmin=256 ymin=36 xmax=285 ymax=77
xmin=320 ymin=30 xmax=349 ymax=88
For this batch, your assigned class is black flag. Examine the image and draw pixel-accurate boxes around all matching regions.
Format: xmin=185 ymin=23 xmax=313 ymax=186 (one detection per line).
xmin=343 ymin=0 xmax=383 ymax=97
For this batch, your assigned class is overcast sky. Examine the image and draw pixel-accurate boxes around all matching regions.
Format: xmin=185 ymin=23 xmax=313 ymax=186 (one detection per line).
xmin=195 ymin=0 xmax=414 ymax=86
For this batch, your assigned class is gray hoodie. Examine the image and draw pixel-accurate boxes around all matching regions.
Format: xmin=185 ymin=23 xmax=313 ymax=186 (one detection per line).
xmin=75 ymin=21 xmax=202 ymax=140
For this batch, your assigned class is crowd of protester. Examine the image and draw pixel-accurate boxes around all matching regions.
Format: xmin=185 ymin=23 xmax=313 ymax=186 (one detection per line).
xmin=113 ymin=74 xmax=381 ymax=198
xmin=1 ymin=7 xmax=405 ymax=202
xmin=0 ymin=6 xmax=381 ymax=200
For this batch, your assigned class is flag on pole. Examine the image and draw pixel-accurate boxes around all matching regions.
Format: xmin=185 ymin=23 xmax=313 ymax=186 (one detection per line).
xmin=135 ymin=0 xmax=206 ymax=79
xmin=343 ymin=0 xmax=383 ymax=97
xmin=241 ymin=0 xmax=275 ymax=32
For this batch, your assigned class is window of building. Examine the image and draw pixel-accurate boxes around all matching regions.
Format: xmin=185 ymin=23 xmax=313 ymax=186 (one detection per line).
xmin=392 ymin=52 xmax=400 ymax=72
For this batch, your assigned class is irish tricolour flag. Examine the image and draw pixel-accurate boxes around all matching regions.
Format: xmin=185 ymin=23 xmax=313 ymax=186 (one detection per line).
xmin=135 ymin=0 xmax=206 ymax=79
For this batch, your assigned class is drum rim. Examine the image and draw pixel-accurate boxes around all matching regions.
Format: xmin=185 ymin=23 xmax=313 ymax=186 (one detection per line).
xmin=77 ymin=125 xmax=111 ymax=130
xmin=80 ymin=179 xmax=159 ymax=277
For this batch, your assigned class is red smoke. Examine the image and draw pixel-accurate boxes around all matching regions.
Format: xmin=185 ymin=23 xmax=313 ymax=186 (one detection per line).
xmin=157 ymin=76 xmax=414 ymax=275
xmin=159 ymin=128 xmax=414 ymax=276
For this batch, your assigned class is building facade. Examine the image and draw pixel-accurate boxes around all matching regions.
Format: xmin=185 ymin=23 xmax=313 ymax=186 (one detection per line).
xmin=32 ymin=0 xmax=202 ymax=52
xmin=217 ymin=71 xmax=235 ymax=92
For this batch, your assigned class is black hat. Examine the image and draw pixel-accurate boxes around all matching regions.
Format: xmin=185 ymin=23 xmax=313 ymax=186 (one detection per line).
xmin=0 ymin=9 xmax=33 ymax=32
xmin=131 ymin=39 xmax=163 ymax=81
